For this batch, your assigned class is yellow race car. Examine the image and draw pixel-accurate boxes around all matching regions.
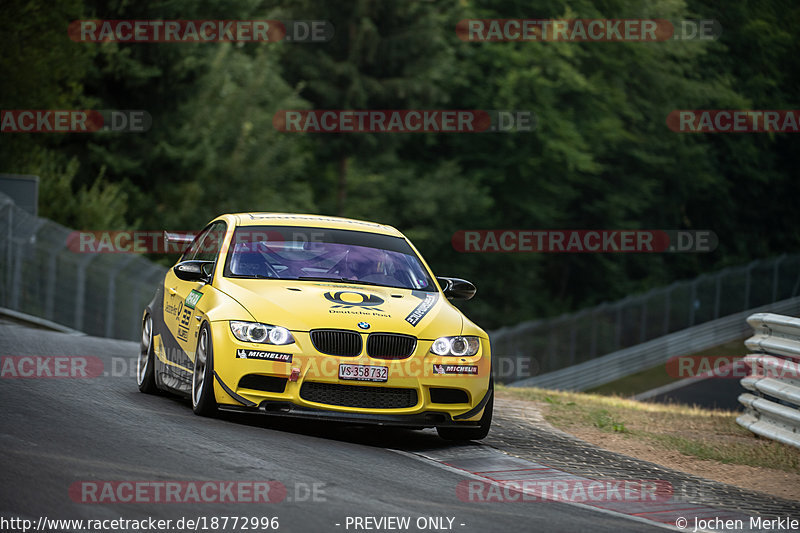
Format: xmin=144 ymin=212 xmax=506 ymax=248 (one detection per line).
xmin=137 ymin=213 xmax=492 ymax=440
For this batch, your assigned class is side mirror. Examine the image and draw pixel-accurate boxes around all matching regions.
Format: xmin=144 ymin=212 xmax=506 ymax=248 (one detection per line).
xmin=437 ymin=277 xmax=476 ymax=301
xmin=174 ymin=260 xmax=214 ymax=283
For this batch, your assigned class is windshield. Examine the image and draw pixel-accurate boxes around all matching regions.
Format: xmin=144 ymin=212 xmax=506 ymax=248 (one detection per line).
xmin=223 ymin=226 xmax=435 ymax=291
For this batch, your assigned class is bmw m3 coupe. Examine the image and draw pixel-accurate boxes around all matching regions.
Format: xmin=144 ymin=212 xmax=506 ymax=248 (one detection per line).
xmin=137 ymin=213 xmax=492 ymax=440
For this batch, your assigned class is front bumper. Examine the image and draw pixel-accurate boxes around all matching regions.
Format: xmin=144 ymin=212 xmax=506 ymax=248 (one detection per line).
xmin=217 ymin=395 xmax=491 ymax=428
xmin=209 ymin=322 xmax=492 ymax=426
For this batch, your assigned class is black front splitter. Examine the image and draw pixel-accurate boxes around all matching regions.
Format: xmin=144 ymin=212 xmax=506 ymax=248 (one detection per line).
xmin=218 ymin=401 xmax=480 ymax=428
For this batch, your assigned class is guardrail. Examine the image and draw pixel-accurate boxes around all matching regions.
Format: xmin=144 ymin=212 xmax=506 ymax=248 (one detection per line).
xmin=491 ymin=254 xmax=800 ymax=384
xmin=0 ymin=192 xmax=166 ymax=341
xmin=506 ymin=296 xmax=800 ymax=391
xmin=737 ymin=313 xmax=800 ymax=449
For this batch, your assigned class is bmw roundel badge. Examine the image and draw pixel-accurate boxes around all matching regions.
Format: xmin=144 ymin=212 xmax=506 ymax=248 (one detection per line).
xmin=357 ymin=322 xmax=371 ymax=330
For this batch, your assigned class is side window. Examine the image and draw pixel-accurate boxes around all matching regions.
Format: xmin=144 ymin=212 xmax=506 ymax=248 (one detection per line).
xmin=193 ymin=222 xmax=227 ymax=262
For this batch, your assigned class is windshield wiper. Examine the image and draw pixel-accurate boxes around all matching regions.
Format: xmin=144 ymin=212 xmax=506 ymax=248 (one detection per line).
xmin=296 ymin=276 xmax=400 ymax=289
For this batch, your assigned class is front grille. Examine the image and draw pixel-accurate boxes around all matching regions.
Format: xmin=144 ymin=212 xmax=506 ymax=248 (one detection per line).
xmin=300 ymin=382 xmax=418 ymax=409
xmin=366 ymin=333 xmax=417 ymax=359
xmin=238 ymin=374 xmax=287 ymax=393
xmin=310 ymin=329 xmax=362 ymax=357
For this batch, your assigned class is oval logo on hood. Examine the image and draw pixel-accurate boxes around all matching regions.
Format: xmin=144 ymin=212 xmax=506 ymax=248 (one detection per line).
xmin=357 ymin=322 xmax=371 ymax=330
xmin=324 ymin=291 xmax=385 ymax=308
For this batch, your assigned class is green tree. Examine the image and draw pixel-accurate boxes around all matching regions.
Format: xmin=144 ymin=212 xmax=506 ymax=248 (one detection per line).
xmin=154 ymin=43 xmax=316 ymax=230
xmin=273 ymin=0 xmax=458 ymax=215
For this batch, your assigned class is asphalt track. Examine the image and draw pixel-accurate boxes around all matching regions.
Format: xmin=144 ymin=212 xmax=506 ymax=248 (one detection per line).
xmin=0 ymin=319 xmax=703 ymax=532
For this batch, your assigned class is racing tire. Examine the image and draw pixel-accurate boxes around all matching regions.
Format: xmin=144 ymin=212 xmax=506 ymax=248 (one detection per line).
xmin=192 ymin=324 xmax=218 ymax=416
xmin=137 ymin=314 xmax=158 ymax=394
xmin=436 ymin=378 xmax=493 ymax=441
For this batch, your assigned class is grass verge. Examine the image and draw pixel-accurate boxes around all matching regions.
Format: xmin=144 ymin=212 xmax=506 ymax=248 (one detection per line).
xmin=497 ymin=385 xmax=800 ymax=473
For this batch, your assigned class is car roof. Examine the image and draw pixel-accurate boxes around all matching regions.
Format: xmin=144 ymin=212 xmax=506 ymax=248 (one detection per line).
xmin=227 ymin=213 xmax=404 ymax=237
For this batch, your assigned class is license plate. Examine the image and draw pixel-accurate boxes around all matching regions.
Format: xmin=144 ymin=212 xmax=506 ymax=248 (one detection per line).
xmin=338 ymin=364 xmax=388 ymax=382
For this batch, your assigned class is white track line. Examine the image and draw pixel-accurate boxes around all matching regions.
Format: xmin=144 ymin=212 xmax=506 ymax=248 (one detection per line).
xmin=390 ymin=448 xmax=703 ymax=533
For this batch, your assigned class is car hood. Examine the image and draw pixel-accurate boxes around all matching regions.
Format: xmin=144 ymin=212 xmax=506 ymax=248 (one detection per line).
xmin=214 ymin=278 xmax=463 ymax=338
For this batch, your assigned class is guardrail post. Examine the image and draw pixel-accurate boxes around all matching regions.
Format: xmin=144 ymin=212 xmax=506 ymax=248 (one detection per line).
xmin=744 ymin=262 xmax=754 ymax=310
xmin=568 ymin=322 xmax=577 ymax=365
xmin=640 ymin=299 xmax=647 ymax=343
xmin=4 ymin=204 xmax=11 ymax=307
xmin=44 ymin=234 xmax=66 ymax=321
xmin=589 ymin=308 xmax=599 ymax=359
xmin=689 ymin=279 xmax=698 ymax=326
xmin=547 ymin=328 xmax=557 ymax=375
xmin=10 ymin=240 xmax=24 ymax=309
xmin=772 ymin=255 xmax=785 ymax=303
xmin=8 ymin=218 xmax=47 ymax=314
xmin=74 ymin=254 xmax=97 ymax=332
xmin=45 ymin=254 xmax=58 ymax=320
xmin=106 ymin=256 xmax=136 ymax=338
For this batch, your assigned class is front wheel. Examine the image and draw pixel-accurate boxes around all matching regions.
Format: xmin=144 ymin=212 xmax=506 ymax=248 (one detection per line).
xmin=192 ymin=324 xmax=218 ymax=416
xmin=137 ymin=314 xmax=158 ymax=394
xmin=436 ymin=380 xmax=493 ymax=441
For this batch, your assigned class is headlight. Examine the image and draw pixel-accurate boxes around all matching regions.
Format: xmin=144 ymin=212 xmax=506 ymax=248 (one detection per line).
xmin=430 ymin=336 xmax=480 ymax=356
xmin=230 ymin=321 xmax=295 ymax=345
